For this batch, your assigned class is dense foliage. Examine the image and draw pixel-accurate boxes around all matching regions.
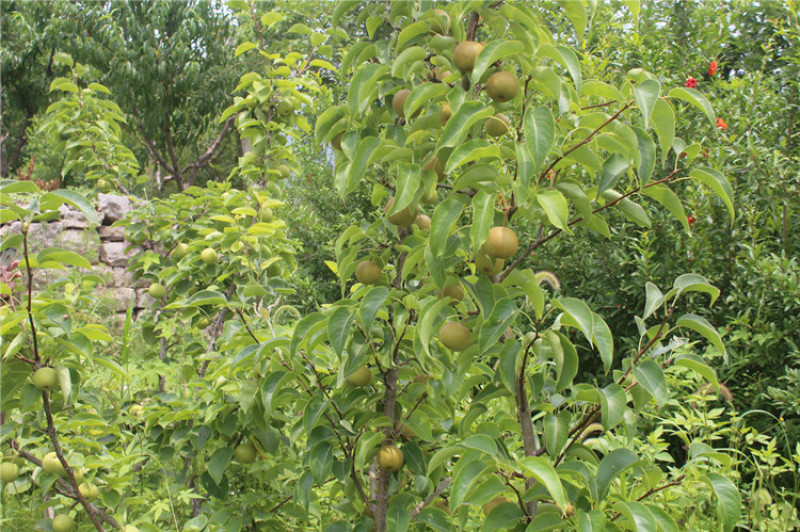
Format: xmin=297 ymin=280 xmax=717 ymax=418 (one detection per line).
xmin=1 ymin=1 xmax=798 ymax=531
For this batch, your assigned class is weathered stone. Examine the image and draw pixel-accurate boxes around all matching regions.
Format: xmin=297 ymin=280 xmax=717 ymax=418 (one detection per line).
xmin=97 ymin=194 xmax=131 ymax=224
xmin=101 ymin=287 xmax=136 ymax=312
xmin=136 ymin=288 xmax=156 ymax=309
xmin=59 ymin=205 xmax=92 ymax=229
xmin=1 ymin=221 xmax=64 ymax=254
xmin=99 ymin=242 xmax=139 ymax=267
xmin=98 ymin=226 xmax=125 ymax=241
xmin=56 ymin=230 xmax=101 ymax=263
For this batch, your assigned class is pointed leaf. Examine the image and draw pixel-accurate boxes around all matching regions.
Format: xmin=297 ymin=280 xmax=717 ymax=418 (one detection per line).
xmin=525 ymin=105 xmax=556 ymax=175
xmin=634 ymin=79 xmax=660 ymax=127
xmin=689 ymin=167 xmax=735 ymax=222
xmin=327 ymin=306 xmax=355 ymax=356
xmin=676 ymin=313 xmax=725 ymax=355
xmin=429 ymin=197 xmax=464 ymax=257
xmin=632 ymin=360 xmax=669 ymax=404
xmin=518 ymin=456 xmax=568 ymax=509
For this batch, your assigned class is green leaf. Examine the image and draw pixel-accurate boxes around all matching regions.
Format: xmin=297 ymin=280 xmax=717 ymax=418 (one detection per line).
xmin=676 ymin=313 xmax=725 ymax=355
xmin=642 ymin=282 xmax=664 ymax=321
xmin=641 ymin=185 xmax=689 ymax=233
xmin=674 ymin=354 xmax=719 ymax=391
xmin=704 ymin=473 xmax=740 ymax=532
xmin=593 ymin=448 xmax=639 ymax=500
xmin=470 ymin=40 xmax=525 ymax=85
xmin=596 ymin=153 xmax=629 ymax=199
xmin=310 ymin=441 xmax=334 ymax=482
xmin=41 ymin=190 xmax=98 ymax=225
xmin=418 ymin=297 xmax=452 ymax=357
xmin=559 ymin=0 xmax=587 ymax=40
xmin=633 ymin=127 xmax=655 ymax=185
xmin=396 ymin=21 xmax=430 ymax=50
xmin=347 ymin=64 xmax=389 ymax=116
xmin=288 ymin=23 xmax=312 ymax=34
xmin=601 ymin=190 xmax=651 ymax=227
xmin=518 ymin=456 xmax=568 ymax=509
xmin=484 ymin=503 xmax=525 ymax=531
xmin=632 ymin=360 xmax=669 ymax=405
xmin=450 ymin=460 xmax=492 ymax=510
xmin=405 ymin=82 xmax=450 ymax=119
xmin=634 ymin=79 xmax=660 ymax=127
xmin=689 ymin=167 xmax=735 ymax=222
xmin=470 ymin=191 xmax=495 ymax=255
xmin=479 ymin=298 xmax=519 ymax=355
xmin=208 ymin=447 xmax=235 ymax=485
xmin=612 ymin=501 xmax=658 ymax=531
xmin=315 ymin=105 xmax=347 ymax=144
xmin=536 ymin=189 xmax=570 ymax=232
xmin=525 ymin=105 xmax=556 ymax=176
xmin=437 ymin=101 xmax=494 ymax=152
xmin=37 ymin=249 xmax=91 ymax=270
xmin=327 ymin=306 xmax=355 ymax=356
xmin=429 ymin=197 xmax=464 ymax=258
xmin=392 ymin=46 xmax=427 ymax=78
xmin=446 ymin=140 xmax=501 ymax=174
xmin=341 ymin=136 xmax=381 ymax=197
xmin=290 ymin=313 xmax=326 ymax=356
xmin=671 ymin=273 xmax=720 ymax=305
xmin=554 ymin=297 xmax=594 ymax=348
xmin=544 ymin=411 xmax=571 ymax=458
xmin=460 ymin=435 xmax=497 ymax=456
xmin=360 ymin=287 xmax=389 ymax=331
xmin=649 ymin=505 xmax=680 ymax=532
xmin=166 ymin=290 xmax=227 ymax=309
xmin=668 ymin=87 xmax=716 ymax=126
xmin=539 ymin=44 xmax=582 ymax=97
xmin=393 ymin=163 xmax=421 ymax=212
xmin=650 ymin=98 xmax=675 ymax=163
xmin=600 ymin=383 xmax=626 ymax=431
xmin=235 ymin=42 xmax=258 ymax=57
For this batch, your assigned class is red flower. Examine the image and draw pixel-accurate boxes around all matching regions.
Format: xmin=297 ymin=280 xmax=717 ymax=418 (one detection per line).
xmin=685 ymin=77 xmax=698 ymax=88
xmin=716 ymin=117 xmax=728 ymax=129
xmin=708 ymin=60 xmax=718 ymax=76
xmin=687 ymin=215 xmax=696 ymax=226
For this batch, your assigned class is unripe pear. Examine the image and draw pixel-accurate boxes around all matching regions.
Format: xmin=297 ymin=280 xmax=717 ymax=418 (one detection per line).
xmin=258 ymin=206 xmax=274 ymax=223
xmin=454 ymin=41 xmax=484 ymax=72
xmin=483 ymin=496 xmax=509 ymax=516
xmin=421 ymin=187 xmax=439 ymax=205
xmin=234 ymin=443 xmax=257 ymax=464
xmin=440 ymin=103 xmax=452 ymax=126
xmin=423 ymin=156 xmax=446 ymax=181
xmin=277 ymin=164 xmax=291 ymax=179
xmin=148 ymin=282 xmax=166 ymax=299
xmin=483 ymin=226 xmax=519 ymax=259
xmin=171 ymin=242 xmax=189 ymax=261
xmin=429 ymin=9 xmax=450 ymax=34
xmin=276 ymin=99 xmax=294 ymax=115
xmin=331 ymin=132 xmax=344 ymax=150
xmin=486 ymin=71 xmax=519 ymax=102
xmin=414 ymin=214 xmax=431 ymax=230
xmin=438 ymin=284 xmax=464 ymax=305
xmin=355 ymin=260 xmax=382 ymax=285
xmin=392 ymin=89 xmax=412 ymax=118
xmin=485 ymin=113 xmax=510 ymax=137
xmin=200 ymin=248 xmax=218 ymax=265
xmin=439 ymin=321 xmax=471 ymax=351
xmin=0 ymin=462 xmax=19 ymax=483
xmin=377 ymin=445 xmax=404 ymax=472
xmin=52 ymin=514 xmax=75 ymax=532
xmin=42 ymin=452 xmax=67 ymax=477
xmin=347 ymin=366 xmax=371 ymax=387
xmin=79 ymin=482 xmax=99 ymax=501
xmin=385 ymin=197 xmax=418 ymax=227
xmin=33 ymin=367 xmax=59 ymax=391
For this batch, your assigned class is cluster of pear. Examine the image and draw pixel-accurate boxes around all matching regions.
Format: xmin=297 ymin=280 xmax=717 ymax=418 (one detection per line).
xmin=334 ymin=10 xmax=530 ymax=483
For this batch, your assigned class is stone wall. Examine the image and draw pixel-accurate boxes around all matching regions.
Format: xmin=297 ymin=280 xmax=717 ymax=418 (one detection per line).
xmin=0 ymin=194 xmax=153 ymax=321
